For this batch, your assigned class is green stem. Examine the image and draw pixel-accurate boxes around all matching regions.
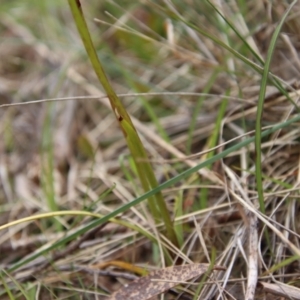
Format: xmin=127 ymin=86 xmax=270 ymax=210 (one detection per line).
xmin=68 ymin=0 xmax=178 ymax=249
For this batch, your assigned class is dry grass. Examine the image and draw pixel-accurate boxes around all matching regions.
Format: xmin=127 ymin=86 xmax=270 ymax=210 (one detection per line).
xmin=1 ymin=0 xmax=300 ymax=299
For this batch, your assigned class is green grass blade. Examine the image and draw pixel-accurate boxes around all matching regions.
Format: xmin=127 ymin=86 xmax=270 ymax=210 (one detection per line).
xmin=0 ymin=272 xmax=14 ymax=300
xmin=41 ymin=103 xmax=62 ymax=232
xmin=255 ymin=0 xmax=297 ymax=214
xmin=111 ymin=57 xmax=170 ymax=141
xmin=120 ymin=117 xmax=178 ymax=245
xmin=187 ymin=69 xmax=219 ymax=154
xmin=193 ymin=246 xmax=216 ymax=299
xmin=0 ymin=270 xmax=30 ymax=300
xmin=174 ymin=189 xmax=184 ymax=247
xmin=6 ymin=112 xmax=300 ymax=273
xmin=207 ymin=0 xmax=299 ymax=112
xmin=67 ymin=0 xmax=178 ymax=248
xmin=162 ymin=1 xmax=299 ymax=112
xmin=199 ymin=93 xmax=228 ymax=209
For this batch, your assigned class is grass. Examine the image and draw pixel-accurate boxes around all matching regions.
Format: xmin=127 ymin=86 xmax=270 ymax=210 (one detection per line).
xmin=1 ymin=0 xmax=300 ymax=299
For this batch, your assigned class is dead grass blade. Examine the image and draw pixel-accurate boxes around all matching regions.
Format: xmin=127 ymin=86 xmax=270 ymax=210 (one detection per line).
xmin=258 ymin=281 xmax=300 ymax=300
xmin=109 ymin=263 xmax=225 ymax=300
